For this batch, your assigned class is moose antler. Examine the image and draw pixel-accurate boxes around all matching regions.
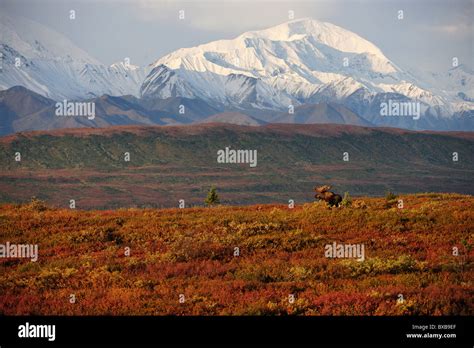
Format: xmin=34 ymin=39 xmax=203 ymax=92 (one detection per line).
xmin=315 ymin=185 xmax=332 ymax=193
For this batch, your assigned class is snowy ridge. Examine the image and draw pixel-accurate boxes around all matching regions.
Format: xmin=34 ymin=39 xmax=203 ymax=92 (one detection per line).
xmin=141 ymin=18 xmax=471 ymax=117
xmin=0 ymin=13 xmax=148 ymax=100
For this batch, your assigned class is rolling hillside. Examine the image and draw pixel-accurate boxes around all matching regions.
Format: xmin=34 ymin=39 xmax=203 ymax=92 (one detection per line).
xmin=0 ymin=123 xmax=472 ymax=209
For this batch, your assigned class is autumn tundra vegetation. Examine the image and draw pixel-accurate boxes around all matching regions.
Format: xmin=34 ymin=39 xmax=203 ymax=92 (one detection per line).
xmin=0 ymin=192 xmax=472 ymax=316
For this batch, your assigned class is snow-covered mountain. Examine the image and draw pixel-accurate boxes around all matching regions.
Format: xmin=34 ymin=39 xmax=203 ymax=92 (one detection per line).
xmin=414 ymin=64 xmax=474 ymax=110
xmin=0 ymin=12 xmax=148 ymax=100
xmin=141 ymin=18 xmax=473 ymax=128
xmin=0 ymin=13 xmax=472 ymax=131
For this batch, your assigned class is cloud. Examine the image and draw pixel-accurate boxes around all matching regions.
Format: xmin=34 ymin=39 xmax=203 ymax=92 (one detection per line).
xmin=423 ymin=9 xmax=472 ymax=36
xmin=426 ymin=23 xmax=472 ymax=35
xmin=436 ymin=25 xmax=461 ymax=34
xmin=133 ymin=0 xmax=330 ymax=33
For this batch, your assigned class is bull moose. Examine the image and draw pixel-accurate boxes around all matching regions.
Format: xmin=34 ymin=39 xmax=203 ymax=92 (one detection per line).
xmin=314 ymin=185 xmax=342 ymax=207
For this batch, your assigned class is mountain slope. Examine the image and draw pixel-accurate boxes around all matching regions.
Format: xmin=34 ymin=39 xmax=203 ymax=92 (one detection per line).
xmin=0 ymin=86 xmax=194 ymax=135
xmin=139 ymin=96 xmax=221 ymax=122
xmin=273 ymin=103 xmax=373 ymax=126
xmin=0 ymin=86 xmax=55 ymax=135
xmin=199 ymin=112 xmax=264 ymax=126
xmin=416 ymin=64 xmax=474 ymax=112
xmin=0 ymin=12 xmax=148 ymax=100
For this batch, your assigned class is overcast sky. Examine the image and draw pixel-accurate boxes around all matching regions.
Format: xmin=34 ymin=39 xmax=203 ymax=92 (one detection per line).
xmin=1 ymin=0 xmax=472 ymax=73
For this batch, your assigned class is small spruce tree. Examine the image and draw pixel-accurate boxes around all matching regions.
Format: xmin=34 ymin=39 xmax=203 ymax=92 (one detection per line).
xmin=385 ymin=191 xmax=397 ymax=201
xmin=205 ymin=186 xmax=220 ymax=206
xmin=341 ymin=192 xmax=352 ymax=207
xmin=385 ymin=191 xmax=398 ymax=208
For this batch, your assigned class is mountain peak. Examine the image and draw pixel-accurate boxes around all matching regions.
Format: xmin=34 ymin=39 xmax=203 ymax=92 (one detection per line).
xmin=240 ymin=17 xmax=385 ymax=57
xmin=110 ymin=61 xmax=141 ymax=71
xmin=0 ymin=12 xmax=100 ymax=64
xmin=145 ymin=18 xmax=400 ymax=107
